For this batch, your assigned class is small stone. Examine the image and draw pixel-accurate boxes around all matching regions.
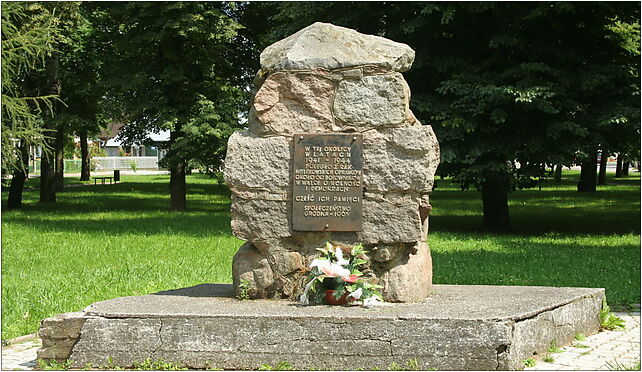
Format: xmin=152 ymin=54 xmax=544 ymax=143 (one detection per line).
xmin=372 ymin=246 xmax=392 ymax=262
xmin=334 ymin=73 xmax=409 ymax=128
xmin=379 ymin=242 xmax=432 ymax=302
xmin=253 ymin=72 xmax=336 ymax=135
xmin=260 ymin=22 xmax=415 ymax=72
xmin=232 ymin=243 xmax=274 ymax=299
xmin=267 ymin=251 xmax=304 ymax=275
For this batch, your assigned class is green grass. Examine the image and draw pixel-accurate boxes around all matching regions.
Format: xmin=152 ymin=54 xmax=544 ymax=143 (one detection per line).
xmin=2 ymin=174 xmax=240 ymax=340
xmin=430 ymin=171 xmax=640 ymax=308
xmin=1 ymin=171 xmax=640 ymax=340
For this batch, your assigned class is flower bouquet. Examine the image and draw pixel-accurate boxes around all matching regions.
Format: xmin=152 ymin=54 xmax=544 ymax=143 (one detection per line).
xmin=299 ymin=242 xmax=384 ymax=307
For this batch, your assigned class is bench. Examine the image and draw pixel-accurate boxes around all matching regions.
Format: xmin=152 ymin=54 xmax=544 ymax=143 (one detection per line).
xmin=94 ymin=176 xmax=114 ymax=185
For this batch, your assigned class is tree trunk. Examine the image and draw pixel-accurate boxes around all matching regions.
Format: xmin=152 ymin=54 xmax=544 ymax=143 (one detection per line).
xmin=622 ymin=161 xmax=630 ymax=176
xmin=169 ymin=129 xmax=187 ymax=211
xmin=597 ymin=151 xmax=608 ymax=186
xmin=481 ymin=172 xmax=511 ymax=231
xmin=54 ymin=127 xmax=64 ymax=191
xmin=7 ymin=142 xmax=30 ymax=209
xmin=80 ymin=130 xmax=90 ymax=181
xmin=554 ymin=164 xmax=562 ymax=181
xmin=577 ymin=152 xmax=597 ymax=192
xmin=39 ymin=145 xmax=57 ymax=202
xmin=39 ymin=50 xmax=60 ymax=203
xmin=170 ymin=160 xmax=187 ymax=211
xmin=615 ymin=156 xmax=623 ymax=177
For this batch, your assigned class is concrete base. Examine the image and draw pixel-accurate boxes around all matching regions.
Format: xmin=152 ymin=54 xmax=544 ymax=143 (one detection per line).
xmin=37 ymin=284 xmax=604 ymax=370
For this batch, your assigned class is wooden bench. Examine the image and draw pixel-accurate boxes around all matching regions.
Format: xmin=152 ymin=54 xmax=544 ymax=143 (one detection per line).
xmin=94 ymin=176 xmax=114 ymax=185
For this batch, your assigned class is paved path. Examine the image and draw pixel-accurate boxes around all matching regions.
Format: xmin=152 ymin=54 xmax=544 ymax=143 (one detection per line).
xmin=525 ymin=312 xmax=641 ymax=371
xmin=1 ymin=337 xmax=40 ymax=370
xmin=1 ymin=312 xmax=639 ymax=370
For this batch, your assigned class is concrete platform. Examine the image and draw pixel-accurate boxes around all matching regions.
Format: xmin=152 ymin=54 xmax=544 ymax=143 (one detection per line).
xmin=37 ymin=284 xmax=604 ymax=370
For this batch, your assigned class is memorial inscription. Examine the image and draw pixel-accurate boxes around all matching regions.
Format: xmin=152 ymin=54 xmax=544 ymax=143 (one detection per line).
xmin=292 ymin=134 xmax=363 ymax=231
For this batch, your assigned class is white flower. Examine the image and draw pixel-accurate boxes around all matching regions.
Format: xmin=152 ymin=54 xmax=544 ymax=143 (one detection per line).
xmin=363 ymin=296 xmax=383 ymax=308
xmin=348 ymin=288 xmax=363 ymax=300
xmin=334 ymin=247 xmax=349 ymax=266
xmin=310 ymin=259 xmax=350 ymax=278
xmin=310 ymin=259 xmax=330 ymax=271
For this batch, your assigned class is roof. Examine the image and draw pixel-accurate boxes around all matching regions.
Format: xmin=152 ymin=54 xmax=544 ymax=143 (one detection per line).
xmin=105 ymin=130 xmax=170 ymax=147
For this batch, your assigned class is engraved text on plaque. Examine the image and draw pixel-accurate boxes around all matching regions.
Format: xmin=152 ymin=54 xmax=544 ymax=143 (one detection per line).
xmin=292 ymin=134 xmax=363 ymax=231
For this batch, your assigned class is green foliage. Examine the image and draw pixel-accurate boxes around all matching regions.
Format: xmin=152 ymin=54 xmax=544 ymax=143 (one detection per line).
xmin=128 ymin=160 xmax=138 ymax=173
xmin=132 ymin=358 xmax=187 ymax=370
xmin=37 ymin=359 xmax=72 ymax=370
xmin=548 ymin=339 xmax=563 ymax=353
xmin=575 ymin=333 xmax=587 ymax=341
xmin=101 ymin=356 xmax=125 ymax=370
xmin=573 ymin=343 xmax=590 ymax=349
xmin=523 ymin=358 xmax=536 ymax=368
xmin=388 ymin=358 xmax=422 ymax=371
xmin=237 ymin=279 xmax=252 ymax=300
xmin=301 ymin=242 xmax=383 ymax=305
xmin=53 ymin=2 xmax=109 ymax=146
xmin=606 ymin=360 xmax=642 ymax=371
xmin=600 ymin=300 xmax=626 ymax=330
xmin=542 ymin=354 xmax=555 ymax=363
xmin=258 ymin=361 xmax=294 ymax=371
xmin=90 ymin=2 xmax=245 ymax=179
xmin=1 ymin=2 xmax=61 ymax=177
xmin=263 ymin=2 xmax=641 ymax=229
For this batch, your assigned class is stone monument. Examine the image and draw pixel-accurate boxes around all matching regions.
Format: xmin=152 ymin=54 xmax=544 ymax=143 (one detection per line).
xmin=36 ymin=22 xmax=606 ymax=371
xmin=224 ymin=22 xmax=439 ymax=302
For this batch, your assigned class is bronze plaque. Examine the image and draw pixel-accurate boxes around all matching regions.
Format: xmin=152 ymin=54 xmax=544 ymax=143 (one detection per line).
xmin=292 ymin=134 xmax=363 ymax=231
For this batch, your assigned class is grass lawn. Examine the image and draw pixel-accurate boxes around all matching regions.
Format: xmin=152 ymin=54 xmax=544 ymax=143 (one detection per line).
xmin=1 ymin=171 xmax=640 ymax=340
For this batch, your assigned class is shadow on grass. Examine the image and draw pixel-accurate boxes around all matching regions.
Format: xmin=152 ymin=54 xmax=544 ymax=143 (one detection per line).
xmin=4 ymin=173 xmax=640 ymax=237
xmin=431 ymin=233 xmax=640 ymax=305
xmin=3 ymin=179 xmax=233 ymax=237
xmin=430 ymin=184 xmax=640 ymax=235
xmin=6 ymin=214 xmax=233 ymax=236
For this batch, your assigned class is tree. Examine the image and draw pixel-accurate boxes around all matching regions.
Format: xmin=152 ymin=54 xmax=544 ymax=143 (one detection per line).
xmin=33 ymin=2 xmax=85 ymax=202
xmin=56 ymin=3 xmax=108 ymax=182
xmin=264 ymin=2 xmax=640 ymax=230
xmin=91 ymin=2 xmax=245 ymax=211
xmin=1 ymin=2 xmax=60 ymax=208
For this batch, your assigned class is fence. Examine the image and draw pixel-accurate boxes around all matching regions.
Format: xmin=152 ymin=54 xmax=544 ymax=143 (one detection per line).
xmin=93 ymin=157 xmax=159 ymax=170
xmin=28 ymin=156 xmax=160 ymax=174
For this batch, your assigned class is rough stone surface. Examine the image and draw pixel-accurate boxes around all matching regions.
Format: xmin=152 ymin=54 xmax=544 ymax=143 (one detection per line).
xmin=225 ymin=23 xmax=439 ymax=302
xmin=232 ymin=243 xmax=274 ymax=299
xmin=253 ymin=72 xmax=336 ymax=135
xmin=510 ymin=293 xmax=603 ymax=370
xmin=36 ymin=284 xmax=605 ymax=370
xmin=363 ymin=125 xmax=440 ymax=193
xmin=361 ymin=192 xmax=422 ymax=244
xmin=260 ymin=22 xmax=415 ymax=73
xmin=37 ymin=312 xmax=88 ymax=362
xmin=379 ymin=242 xmax=432 ymax=302
xmin=230 ymin=196 xmax=290 ymax=242
xmin=223 ymin=131 xmax=291 ymax=193
xmin=333 ymin=73 xmax=409 ymax=127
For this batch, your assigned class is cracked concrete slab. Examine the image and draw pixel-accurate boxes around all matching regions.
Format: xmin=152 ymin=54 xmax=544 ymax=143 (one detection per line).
xmin=38 ymin=284 xmax=604 ymax=370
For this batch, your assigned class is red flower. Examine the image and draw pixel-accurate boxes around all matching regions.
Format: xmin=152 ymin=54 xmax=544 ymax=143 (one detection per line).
xmin=344 ymin=274 xmax=359 ymax=283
